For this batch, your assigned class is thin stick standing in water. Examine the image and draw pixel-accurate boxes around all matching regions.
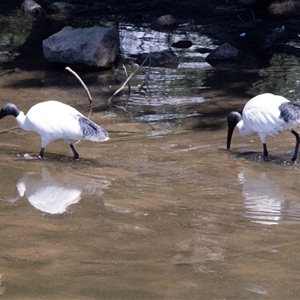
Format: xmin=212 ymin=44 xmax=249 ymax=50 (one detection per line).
xmin=139 ymin=49 xmax=151 ymax=94
xmin=65 ymin=66 xmax=94 ymax=144
xmin=122 ymin=64 xmax=131 ymax=94
xmin=65 ymin=66 xmax=93 ymax=105
xmin=107 ymin=53 xmax=150 ymax=105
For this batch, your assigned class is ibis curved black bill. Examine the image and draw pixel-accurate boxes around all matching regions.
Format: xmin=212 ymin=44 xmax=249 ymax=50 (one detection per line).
xmin=227 ymin=111 xmax=242 ymax=150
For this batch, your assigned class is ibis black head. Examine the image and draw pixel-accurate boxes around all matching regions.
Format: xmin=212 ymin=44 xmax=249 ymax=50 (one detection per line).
xmin=0 ymin=103 xmax=20 ymax=119
xmin=227 ymin=111 xmax=242 ymax=150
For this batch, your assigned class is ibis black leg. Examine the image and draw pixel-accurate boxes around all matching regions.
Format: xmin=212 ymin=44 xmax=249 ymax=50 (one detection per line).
xmin=263 ymin=143 xmax=268 ymax=157
xmin=291 ymin=130 xmax=299 ymax=161
xmin=39 ymin=148 xmax=45 ymax=159
xmin=70 ymin=144 xmax=79 ymax=160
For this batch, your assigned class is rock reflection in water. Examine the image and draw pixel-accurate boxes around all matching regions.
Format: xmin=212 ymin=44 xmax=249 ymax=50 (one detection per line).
xmin=238 ymin=168 xmax=300 ymax=225
xmin=11 ymin=167 xmax=110 ymax=214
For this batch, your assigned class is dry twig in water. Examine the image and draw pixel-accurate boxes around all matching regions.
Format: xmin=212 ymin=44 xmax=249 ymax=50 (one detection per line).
xmin=66 ymin=54 xmax=150 ymax=115
xmin=106 ymin=53 xmax=150 ymax=105
xmin=138 ymin=51 xmax=151 ymax=94
xmin=65 ymin=66 xmax=95 ymax=144
xmin=65 ymin=66 xmax=93 ymax=105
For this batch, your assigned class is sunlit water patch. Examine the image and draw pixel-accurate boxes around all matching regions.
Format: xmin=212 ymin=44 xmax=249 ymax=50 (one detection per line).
xmin=114 ymin=66 xmax=208 ymax=126
xmin=119 ymin=23 xmax=215 ymax=63
xmin=115 ymin=23 xmax=214 ymax=125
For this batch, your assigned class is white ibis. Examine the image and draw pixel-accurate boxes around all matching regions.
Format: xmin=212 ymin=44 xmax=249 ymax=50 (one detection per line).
xmin=227 ymin=93 xmax=300 ymax=161
xmin=0 ymin=100 xmax=109 ymax=159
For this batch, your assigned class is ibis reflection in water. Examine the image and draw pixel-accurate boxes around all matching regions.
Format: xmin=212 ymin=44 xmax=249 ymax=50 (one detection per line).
xmin=227 ymin=93 xmax=300 ymax=161
xmin=0 ymin=101 xmax=109 ymax=159
xmin=9 ymin=167 xmax=111 ymax=214
xmin=238 ymin=167 xmax=300 ymax=225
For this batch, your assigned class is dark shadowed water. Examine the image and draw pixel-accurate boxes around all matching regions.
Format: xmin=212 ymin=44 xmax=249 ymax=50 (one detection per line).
xmin=2 ymin=4 xmax=300 ymax=300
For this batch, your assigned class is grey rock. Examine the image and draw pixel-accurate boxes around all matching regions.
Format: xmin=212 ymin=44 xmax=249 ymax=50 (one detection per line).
xmin=21 ymin=0 xmax=43 ymax=18
xmin=206 ymin=43 xmax=243 ymax=61
xmin=43 ymin=26 xmax=120 ymax=68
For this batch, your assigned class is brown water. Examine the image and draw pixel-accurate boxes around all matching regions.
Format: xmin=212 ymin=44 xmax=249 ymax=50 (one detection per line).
xmin=1 ymin=66 xmax=300 ymax=300
xmin=2 ymin=3 xmax=300 ymax=296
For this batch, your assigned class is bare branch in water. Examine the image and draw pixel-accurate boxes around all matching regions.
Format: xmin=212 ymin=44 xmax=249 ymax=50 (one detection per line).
xmin=138 ymin=50 xmax=151 ymax=94
xmin=66 ymin=54 xmax=150 ymax=116
xmin=107 ymin=53 xmax=150 ymax=105
xmin=65 ymin=66 xmax=93 ymax=105
xmin=123 ymin=64 xmax=131 ymax=94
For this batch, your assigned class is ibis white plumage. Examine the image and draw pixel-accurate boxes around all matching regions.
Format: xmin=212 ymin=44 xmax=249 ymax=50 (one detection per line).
xmin=0 ymin=100 xmax=109 ymax=159
xmin=227 ymin=93 xmax=300 ymax=161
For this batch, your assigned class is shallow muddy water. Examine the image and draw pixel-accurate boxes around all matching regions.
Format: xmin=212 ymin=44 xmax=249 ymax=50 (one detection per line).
xmin=2 ymin=4 xmax=300 ymax=299
xmin=1 ymin=66 xmax=300 ymax=300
